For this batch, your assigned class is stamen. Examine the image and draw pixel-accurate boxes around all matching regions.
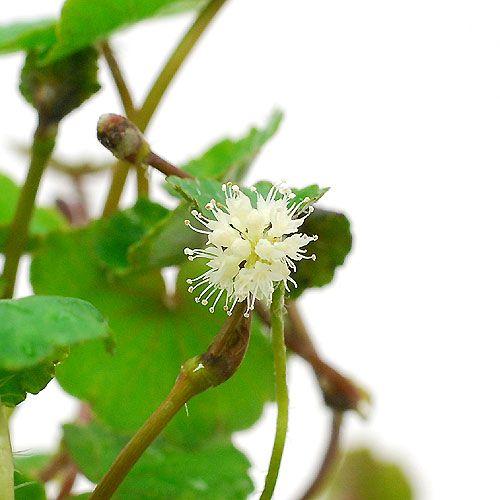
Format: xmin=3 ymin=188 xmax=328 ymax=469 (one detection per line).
xmin=184 ymin=220 xmax=210 ymax=235
xmin=210 ymin=289 xmax=225 ymax=313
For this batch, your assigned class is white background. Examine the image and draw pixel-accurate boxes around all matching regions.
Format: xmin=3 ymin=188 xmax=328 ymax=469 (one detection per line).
xmin=2 ymin=1 xmax=500 ymax=499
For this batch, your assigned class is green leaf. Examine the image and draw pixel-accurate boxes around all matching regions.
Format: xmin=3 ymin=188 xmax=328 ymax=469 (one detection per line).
xmin=328 ymin=447 xmax=413 ymax=500
xmin=167 ymin=176 xmax=328 ymax=218
xmin=0 ymin=173 xmax=67 ymax=252
xmin=20 ymin=46 xmax=100 ymax=123
xmin=64 ymin=422 xmax=253 ymax=499
xmin=14 ymin=454 xmax=51 ymax=479
xmin=46 ymin=0 xmax=210 ymax=62
xmin=95 ymin=198 xmax=169 ymax=270
xmin=181 ymin=110 xmax=283 ymax=181
xmin=0 ymin=295 xmax=110 ymax=406
xmin=30 ymin=223 xmax=274 ymax=447
xmin=0 ymin=19 xmax=56 ymax=55
xmin=14 ymin=470 xmax=46 ymax=500
xmin=127 ymin=203 xmax=204 ymax=270
xmin=290 ymin=208 xmax=352 ymax=298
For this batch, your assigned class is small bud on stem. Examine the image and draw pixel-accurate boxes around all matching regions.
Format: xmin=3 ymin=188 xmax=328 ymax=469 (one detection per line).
xmin=96 ymin=114 xmax=191 ymax=178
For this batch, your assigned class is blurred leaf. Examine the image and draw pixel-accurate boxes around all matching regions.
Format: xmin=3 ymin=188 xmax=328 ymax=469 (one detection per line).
xmin=0 ymin=295 xmax=110 ymax=406
xmin=14 ymin=470 xmax=46 ymax=500
xmin=31 ymin=222 xmax=274 ymax=447
xmin=290 ymin=208 xmax=352 ymax=298
xmin=128 ymin=203 xmax=204 ymax=270
xmin=45 ymin=0 xmax=210 ymax=62
xmin=64 ymin=422 xmax=253 ymax=499
xmin=96 ymin=198 xmax=169 ymax=270
xmin=20 ymin=46 xmax=100 ymax=123
xmin=181 ymin=110 xmax=283 ymax=181
xmin=327 ymin=448 xmax=413 ymax=500
xmin=14 ymin=454 xmax=51 ymax=479
xmin=0 ymin=173 xmax=67 ymax=252
xmin=0 ymin=19 xmax=56 ymax=55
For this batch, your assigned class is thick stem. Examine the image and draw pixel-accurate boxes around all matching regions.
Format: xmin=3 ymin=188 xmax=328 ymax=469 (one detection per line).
xmin=0 ymin=406 xmax=14 ymax=500
xmin=301 ymin=411 xmax=343 ymax=500
xmin=136 ymin=0 xmax=228 ymax=132
xmin=91 ymin=304 xmax=249 ymax=499
xmin=1 ymin=122 xmax=57 ymax=298
xmin=260 ymin=283 xmax=288 ymax=500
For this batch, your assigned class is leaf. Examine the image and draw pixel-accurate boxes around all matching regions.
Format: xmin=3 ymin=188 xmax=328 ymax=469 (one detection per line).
xmin=167 ymin=176 xmax=328 ymax=218
xmin=0 ymin=19 xmax=56 ymax=55
xmin=127 ymin=203 xmax=204 ymax=270
xmin=181 ymin=110 xmax=283 ymax=181
xmin=30 ymin=222 xmax=274 ymax=447
xmin=14 ymin=470 xmax=46 ymax=500
xmin=64 ymin=422 xmax=253 ymax=499
xmin=290 ymin=208 xmax=352 ymax=298
xmin=14 ymin=454 xmax=51 ymax=479
xmin=327 ymin=447 xmax=413 ymax=500
xmin=0 ymin=173 xmax=67 ymax=252
xmin=45 ymin=0 xmax=210 ymax=62
xmin=0 ymin=295 xmax=110 ymax=406
xmin=20 ymin=46 xmax=100 ymax=123
xmin=95 ymin=198 xmax=169 ymax=270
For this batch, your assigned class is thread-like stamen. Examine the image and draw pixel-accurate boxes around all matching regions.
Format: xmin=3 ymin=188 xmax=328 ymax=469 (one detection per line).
xmin=184 ymin=220 xmax=210 ymax=234
xmin=187 ymin=279 xmax=210 ymax=293
xmin=227 ymin=298 xmax=238 ymax=316
xmin=209 ymin=289 xmax=225 ymax=313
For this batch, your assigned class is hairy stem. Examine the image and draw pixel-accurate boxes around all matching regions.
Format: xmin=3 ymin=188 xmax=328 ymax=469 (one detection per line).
xmin=261 ymin=283 xmax=288 ymax=500
xmin=101 ymin=0 xmax=227 ymax=214
xmin=0 ymin=406 xmax=14 ymax=500
xmin=91 ymin=304 xmax=249 ymax=499
xmin=301 ymin=411 xmax=343 ymax=500
xmin=1 ymin=122 xmax=57 ymax=298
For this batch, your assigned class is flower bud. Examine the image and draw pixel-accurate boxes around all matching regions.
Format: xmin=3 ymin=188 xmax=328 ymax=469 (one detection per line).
xmin=97 ymin=113 xmax=151 ymax=164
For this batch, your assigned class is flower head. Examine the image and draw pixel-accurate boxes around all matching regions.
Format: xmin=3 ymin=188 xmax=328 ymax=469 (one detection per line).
xmin=184 ymin=183 xmax=317 ymax=317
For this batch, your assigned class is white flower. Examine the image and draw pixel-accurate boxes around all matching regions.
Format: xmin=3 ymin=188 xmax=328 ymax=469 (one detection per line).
xmin=184 ymin=183 xmax=318 ymax=317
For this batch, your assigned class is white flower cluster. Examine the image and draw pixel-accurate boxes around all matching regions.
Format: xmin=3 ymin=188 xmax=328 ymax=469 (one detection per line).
xmin=184 ymin=183 xmax=317 ymax=317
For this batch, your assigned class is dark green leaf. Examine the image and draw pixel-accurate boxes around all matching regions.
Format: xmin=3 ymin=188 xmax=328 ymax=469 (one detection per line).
xmin=64 ymin=422 xmax=253 ymax=499
xmin=0 ymin=19 xmax=56 ymax=55
xmin=0 ymin=295 xmax=110 ymax=405
xmin=30 ymin=223 xmax=274 ymax=446
xmin=45 ymin=0 xmax=210 ymax=62
xmin=96 ymin=198 xmax=169 ymax=270
xmin=20 ymin=46 xmax=100 ymax=123
xmin=290 ymin=208 xmax=352 ymax=298
xmin=181 ymin=110 xmax=283 ymax=181
xmin=0 ymin=173 xmax=67 ymax=252
xmin=328 ymin=447 xmax=413 ymax=500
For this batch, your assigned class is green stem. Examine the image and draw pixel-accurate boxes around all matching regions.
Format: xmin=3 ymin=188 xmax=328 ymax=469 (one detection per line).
xmin=261 ymin=283 xmax=289 ymax=500
xmin=136 ymin=0 xmax=228 ymax=132
xmin=0 ymin=406 xmax=14 ymax=500
xmin=91 ymin=304 xmax=249 ymax=499
xmin=1 ymin=122 xmax=57 ymax=298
